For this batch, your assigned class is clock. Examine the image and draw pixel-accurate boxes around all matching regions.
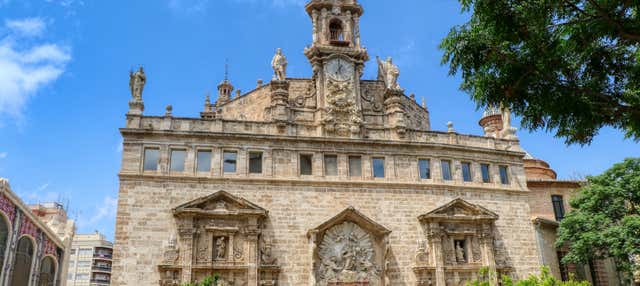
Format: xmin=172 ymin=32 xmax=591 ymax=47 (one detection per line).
xmin=325 ymin=58 xmax=354 ymax=81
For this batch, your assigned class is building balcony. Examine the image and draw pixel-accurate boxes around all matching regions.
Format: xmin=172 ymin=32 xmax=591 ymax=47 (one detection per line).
xmin=90 ymin=278 xmax=111 ymax=285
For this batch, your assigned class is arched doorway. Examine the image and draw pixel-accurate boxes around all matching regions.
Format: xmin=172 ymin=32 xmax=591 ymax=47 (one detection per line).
xmin=11 ymin=236 xmax=34 ymax=286
xmin=38 ymin=256 xmax=56 ymax=286
xmin=0 ymin=214 xmax=9 ymax=278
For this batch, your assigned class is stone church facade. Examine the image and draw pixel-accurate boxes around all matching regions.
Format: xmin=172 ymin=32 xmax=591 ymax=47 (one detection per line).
xmin=112 ymin=1 xmax=606 ymax=285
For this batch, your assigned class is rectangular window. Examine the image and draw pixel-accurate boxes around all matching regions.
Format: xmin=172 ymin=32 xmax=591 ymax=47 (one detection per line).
xmin=77 ymin=261 xmax=91 ymax=267
xmin=373 ymin=157 xmax=385 ymax=178
xmin=499 ymin=165 xmax=510 ymax=184
xmin=349 ymin=156 xmax=362 ymax=177
xmin=462 ymin=162 xmax=472 ymax=182
xmin=78 ymin=248 xmax=93 ymax=256
xmin=557 ymin=251 xmax=569 ymax=281
xmin=324 ymin=155 xmax=338 ymax=176
xmin=143 ymin=148 xmax=160 ymax=171
xmin=170 ymin=149 xmax=186 ymax=172
xmin=249 ymin=152 xmax=263 ymax=174
xmin=300 ymin=154 xmax=313 ymax=175
xmin=418 ymin=159 xmax=431 ymax=179
xmin=223 ymin=151 xmax=237 ymax=173
xmin=552 ymin=195 xmax=566 ymax=221
xmin=70 ymin=248 xmax=77 ymax=255
xmin=196 ymin=150 xmax=212 ymax=173
xmin=480 ymin=164 xmax=491 ymax=183
xmin=441 ymin=160 xmax=452 ymax=181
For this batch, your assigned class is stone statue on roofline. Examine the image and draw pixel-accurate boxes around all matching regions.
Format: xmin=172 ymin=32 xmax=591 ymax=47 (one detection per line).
xmin=129 ymin=67 xmax=146 ymax=102
xmin=500 ymin=104 xmax=518 ymax=140
xmin=377 ymin=56 xmax=402 ymax=90
xmin=271 ymin=48 xmax=288 ymax=81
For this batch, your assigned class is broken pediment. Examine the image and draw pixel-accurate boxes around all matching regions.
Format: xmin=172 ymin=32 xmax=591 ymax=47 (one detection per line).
xmin=418 ymin=198 xmax=498 ymax=223
xmin=173 ymin=190 xmax=268 ymax=218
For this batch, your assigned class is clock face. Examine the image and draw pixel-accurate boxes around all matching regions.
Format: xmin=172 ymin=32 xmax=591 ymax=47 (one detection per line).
xmin=325 ymin=58 xmax=354 ymax=81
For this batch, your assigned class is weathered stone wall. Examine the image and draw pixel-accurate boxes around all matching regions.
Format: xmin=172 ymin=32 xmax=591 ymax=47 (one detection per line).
xmin=113 ymin=178 xmax=541 ymax=286
xmin=113 ymin=131 xmax=541 ymax=286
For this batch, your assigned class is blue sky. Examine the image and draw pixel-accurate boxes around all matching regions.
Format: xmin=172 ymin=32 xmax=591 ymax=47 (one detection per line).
xmin=0 ymin=0 xmax=637 ymax=240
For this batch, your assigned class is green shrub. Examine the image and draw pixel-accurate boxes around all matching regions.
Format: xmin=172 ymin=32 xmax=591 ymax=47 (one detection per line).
xmin=466 ymin=267 xmax=590 ymax=286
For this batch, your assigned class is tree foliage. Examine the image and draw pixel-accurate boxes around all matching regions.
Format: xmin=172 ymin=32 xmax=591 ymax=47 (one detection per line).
xmin=467 ymin=267 xmax=589 ymax=286
xmin=180 ymin=274 xmax=219 ymax=286
xmin=441 ymin=0 xmax=640 ymax=144
xmin=556 ymin=158 xmax=640 ymax=277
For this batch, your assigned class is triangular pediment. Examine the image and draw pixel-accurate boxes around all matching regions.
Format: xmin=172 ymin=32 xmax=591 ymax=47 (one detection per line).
xmin=418 ymin=198 xmax=498 ymax=222
xmin=309 ymin=206 xmax=390 ymax=237
xmin=173 ymin=190 xmax=267 ymax=218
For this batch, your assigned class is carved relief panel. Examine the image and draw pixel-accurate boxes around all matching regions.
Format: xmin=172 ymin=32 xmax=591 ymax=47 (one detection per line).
xmin=310 ymin=207 xmax=391 ymax=286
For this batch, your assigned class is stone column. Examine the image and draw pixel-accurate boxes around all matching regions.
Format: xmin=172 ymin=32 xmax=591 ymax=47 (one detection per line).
xmin=308 ymin=232 xmax=318 ymax=286
xmin=481 ymin=225 xmax=498 ymax=286
xmin=312 ymin=10 xmax=319 ymax=44
xmin=429 ymin=223 xmax=446 ymax=286
xmin=177 ymin=218 xmax=195 ymax=283
xmin=354 ymin=14 xmax=361 ymax=48
xmin=245 ymin=219 xmax=260 ymax=286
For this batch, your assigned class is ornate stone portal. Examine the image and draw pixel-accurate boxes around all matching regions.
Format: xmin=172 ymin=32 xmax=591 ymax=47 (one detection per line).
xmin=158 ymin=191 xmax=280 ymax=286
xmin=309 ymin=207 xmax=391 ymax=286
xmin=415 ymin=199 xmax=508 ymax=286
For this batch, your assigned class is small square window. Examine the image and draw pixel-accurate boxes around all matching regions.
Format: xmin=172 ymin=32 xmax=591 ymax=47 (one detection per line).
xmin=300 ymin=154 xmax=313 ymax=176
xmin=249 ymin=152 xmax=263 ymax=174
xmin=143 ymin=148 xmax=160 ymax=171
xmin=223 ymin=151 xmax=237 ymax=173
xmin=462 ymin=162 xmax=472 ymax=182
xmin=324 ymin=155 xmax=338 ymax=176
xmin=480 ymin=164 xmax=491 ymax=183
xmin=441 ymin=160 xmax=452 ymax=181
xmin=170 ymin=150 xmax=186 ymax=172
xmin=499 ymin=165 xmax=510 ymax=185
xmin=349 ymin=156 xmax=362 ymax=177
xmin=419 ymin=159 xmax=431 ymax=179
xmin=373 ymin=157 xmax=385 ymax=178
xmin=196 ymin=150 xmax=212 ymax=173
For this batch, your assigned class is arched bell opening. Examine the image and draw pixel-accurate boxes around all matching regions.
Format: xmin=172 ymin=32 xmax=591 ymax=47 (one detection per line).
xmin=11 ymin=235 xmax=36 ymax=286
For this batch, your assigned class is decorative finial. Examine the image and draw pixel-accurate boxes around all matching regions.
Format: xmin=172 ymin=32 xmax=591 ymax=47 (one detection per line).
xmin=257 ymin=79 xmax=263 ymax=88
xmin=224 ymin=58 xmax=229 ymax=81
xmin=410 ymin=93 xmax=415 ymax=101
xmin=422 ymin=97 xmax=426 ymax=108
xmin=236 ymin=90 xmax=241 ymax=97
xmin=447 ymin=121 xmax=455 ymax=133
xmin=165 ymin=105 xmax=173 ymax=117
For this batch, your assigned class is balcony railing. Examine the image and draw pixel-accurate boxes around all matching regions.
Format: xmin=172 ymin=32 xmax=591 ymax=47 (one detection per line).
xmin=90 ymin=278 xmax=111 ymax=284
xmin=92 ymin=265 xmax=112 ymax=272
xmin=93 ymin=253 xmax=113 ymax=259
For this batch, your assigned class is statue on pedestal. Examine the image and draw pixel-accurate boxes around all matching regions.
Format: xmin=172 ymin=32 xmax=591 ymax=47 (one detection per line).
xmin=271 ymin=48 xmax=288 ymax=81
xmin=216 ymin=237 xmax=226 ymax=259
xmin=377 ymin=56 xmax=401 ymax=90
xmin=129 ymin=67 xmax=146 ymax=102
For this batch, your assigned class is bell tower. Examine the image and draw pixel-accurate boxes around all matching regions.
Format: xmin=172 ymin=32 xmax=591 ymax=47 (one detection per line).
xmin=304 ymin=0 xmax=369 ymax=137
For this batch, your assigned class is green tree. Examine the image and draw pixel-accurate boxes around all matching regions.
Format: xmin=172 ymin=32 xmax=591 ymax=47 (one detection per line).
xmin=556 ymin=158 xmax=640 ymax=279
xmin=441 ymin=0 xmax=640 ymax=144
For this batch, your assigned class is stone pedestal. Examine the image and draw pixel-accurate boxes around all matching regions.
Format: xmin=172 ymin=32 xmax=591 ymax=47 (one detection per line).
xmin=383 ymin=88 xmax=406 ymax=137
xmin=270 ymin=80 xmax=290 ymax=127
xmin=127 ymin=100 xmax=144 ymax=116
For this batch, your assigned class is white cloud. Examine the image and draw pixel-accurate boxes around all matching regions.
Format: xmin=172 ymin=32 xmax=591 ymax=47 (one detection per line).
xmin=0 ymin=19 xmax=71 ymax=121
xmin=0 ymin=152 xmax=6 ymax=159
xmin=5 ymin=18 xmax=46 ymax=37
xmin=78 ymin=196 xmax=118 ymax=227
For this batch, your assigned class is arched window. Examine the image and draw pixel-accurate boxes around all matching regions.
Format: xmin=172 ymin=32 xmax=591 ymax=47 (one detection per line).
xmin=0 ymin=215 xmax=9 ymax=277
xmin=329 ymin=20 xmax=345 ymax=42
xmin=38 ymin=256 xmax=57 ymax=286
xmin=11 ymin=236 xmax=34 ymax=286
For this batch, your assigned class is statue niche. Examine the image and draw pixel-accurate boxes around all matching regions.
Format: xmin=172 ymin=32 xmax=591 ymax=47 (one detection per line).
xmin=415 ymin=198 xmax=508 ymax=286
xmin=163 ymin=191 xmax=280 ymax=286
xmin=310 ymin=207 xmax=391 ymax=286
